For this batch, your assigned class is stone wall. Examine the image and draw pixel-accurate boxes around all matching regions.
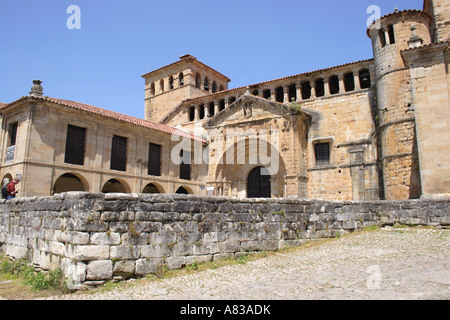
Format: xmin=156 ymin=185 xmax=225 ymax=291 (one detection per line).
xmin=0 ymin=192 xmax=448 ymax=289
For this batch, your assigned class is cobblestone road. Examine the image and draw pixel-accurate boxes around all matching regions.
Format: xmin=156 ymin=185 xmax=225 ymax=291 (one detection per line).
xmin=42 ymin=227 xmax=450 ymax=300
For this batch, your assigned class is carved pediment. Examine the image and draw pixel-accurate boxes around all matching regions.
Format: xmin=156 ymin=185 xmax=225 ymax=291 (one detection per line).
xmin=204 ymin=93 xmax=309 ymax=128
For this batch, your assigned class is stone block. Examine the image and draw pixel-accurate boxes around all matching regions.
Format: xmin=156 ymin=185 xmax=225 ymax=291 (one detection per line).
xmin=86 ymin=260 xmax=113 ymax=281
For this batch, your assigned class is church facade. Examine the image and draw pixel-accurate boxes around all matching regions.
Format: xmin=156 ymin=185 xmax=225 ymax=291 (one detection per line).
xmin=1 ymin=0 xmax=449 ymax=200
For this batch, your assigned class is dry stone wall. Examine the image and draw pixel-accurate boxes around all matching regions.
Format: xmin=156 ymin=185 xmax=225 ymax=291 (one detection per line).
xmin=0 ymin=192 xmax=448 ymax=289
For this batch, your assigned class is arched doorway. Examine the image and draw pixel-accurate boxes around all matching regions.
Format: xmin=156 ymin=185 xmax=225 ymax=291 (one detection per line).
xmin=102 ymin=179 xmax=127 ymax=193
xmin=175 ymin=186 xmax=189 ymax=194
xmin=247 ymin=167 xmax=271 ymax=198
xmin=53 ymin=173 xmax=87 ymax=194
xmin=1 ymin=173 xmax=13 ymax=187
xmin=142 ymin=183 xmax=161 ymax=194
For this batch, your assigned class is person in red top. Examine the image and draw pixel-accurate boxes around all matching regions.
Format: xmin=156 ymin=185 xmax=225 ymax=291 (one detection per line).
xmin=6 ymin=175 xmax=21 ymax=200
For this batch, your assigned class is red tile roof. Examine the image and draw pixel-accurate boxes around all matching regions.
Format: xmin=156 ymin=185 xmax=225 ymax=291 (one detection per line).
xmin=0 ymin=96 xmax=204 ymax=143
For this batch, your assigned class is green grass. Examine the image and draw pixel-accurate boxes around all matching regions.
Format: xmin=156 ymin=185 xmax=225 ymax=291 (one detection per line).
xmin=0 ymin=254 xmax=68 ymax=292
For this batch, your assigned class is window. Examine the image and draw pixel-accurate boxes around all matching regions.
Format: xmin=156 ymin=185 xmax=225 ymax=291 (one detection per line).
xmin=219 ymin=99 xmax=225 ymax=111
xmin=179 ymin=72 xmax=184 ymax=86
xmin=288 ymin=84 xmax=297 ymax=102
xmin=315 ymin=79 xmax=325 ymax=97
xmin=344 ymin=72 xmax=355 ymax=92
xmin=199 ymin=105 xmax=205 ymax=119
xmin=359 ymin=69 xmax=371 ymax=89
xmin=111 ymin=135 xmax=127 ymax=171
xmin=388 ymin=25 xmax=395 ymax=44
xmin=228 ymin=97 xmax=236 ymax=105
xmin=314 ymin=143 xmax=330 ymax=166
xmin=180 ymin=150 xmax=191 ymax=180
xmin=251 ymin=89 xmax=259 ymax=96
xmin=329 ymin=76 xmax=340 ymax=95
xmin=275 ymin=87 xmax=284 ymax=103
xmin=148 ymin=143 xmax=161 ymax=176
xmin=263 ymin=89 xmax=271 ymax=99
xmin=209 ymin=102 xmax=215 ymax=117
xmin=169 ymin=76 xmax=174 ymax=90
xmin=195 ymin=73 xmax=201 ymax=89
xmin=65 ymin=125 xmax=86 ymax=165
xmin=204 ymin=77 xmax=209 ymax=92
xmin=189 ymin=106 xmax=195 ymax=121
xmin=160 ymin=79 xmax=165 ymax=93
xmin=150 ymin=82 xmax=155 ymax=96
xmin=212 ymin=81 xmax=217 ymax=93
xmin=9 ymin=122 xmax=18 ymax=146
xmin=379 ymin=29 xmax=386 ymax=48
xmin=301 ymin=81 xmax=311 ymax=99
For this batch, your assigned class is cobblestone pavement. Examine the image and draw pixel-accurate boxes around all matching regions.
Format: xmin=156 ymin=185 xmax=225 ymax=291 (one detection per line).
xmin=41 ymin=227 xmax=450 ymax=300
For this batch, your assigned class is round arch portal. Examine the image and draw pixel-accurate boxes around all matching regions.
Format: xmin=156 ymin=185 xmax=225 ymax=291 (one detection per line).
xmin=102 ymin=178 xmax=129 ymax=194
xmin=53 ymin=173 xmax=88 ymax=194
xmin=247 ymin=166 xmax=271 ymax=198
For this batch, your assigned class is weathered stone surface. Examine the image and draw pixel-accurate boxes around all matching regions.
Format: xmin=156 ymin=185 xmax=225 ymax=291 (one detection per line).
xmin=0 ymin=194 xmax=449 ymax=288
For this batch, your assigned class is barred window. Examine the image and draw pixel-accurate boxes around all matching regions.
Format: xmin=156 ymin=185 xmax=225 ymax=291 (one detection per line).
xmin=65 ymin=125 xmax=86 ymax=165
xmin=314 ymin=143 xmax=330 ymax=165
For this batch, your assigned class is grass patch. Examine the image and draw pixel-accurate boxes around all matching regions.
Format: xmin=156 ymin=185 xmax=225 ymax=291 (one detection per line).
xmin=0 ymin=254 xmax=68 ymax=294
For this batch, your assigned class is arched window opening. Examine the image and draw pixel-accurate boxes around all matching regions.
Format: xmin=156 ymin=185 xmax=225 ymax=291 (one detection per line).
xmin=301 ymin=81 xmax=311 ymax=100
xmin=195 ymin=73 xmax=201 ymax=89
xmin=388 ymin=25 xmax=395 ymax=44
xmin=344 ymin=72 xmax=355 ymax=92
xmin=228 ymin=97 xmax=236 ymax=105
xmin=329 ymin=76 xmax=340 ymax=95
xmin=142 ymin=183 xmax=160 ymax=194
xmin=379 ymin=29 xmax=386 ymax=48
xmin=179 ymin=73 xmax=184 ymax=86
xmin=219 ymin=85 xmax=224 ymax=91
xmin=150 ymin=82 xmax=155 ymax=96
xmin=160 ymin=79 xmax=165 ymax=93
xmin=169 ymin=76 xmax=174 ymax=90
xmin=275 ymin=87 xmax=284 ymax=103
xmin=204 ymin=77 xmax=209 ymax=92
xmin=102 ymin=179 xmax=127 ymax=194
xmin=53 ymin=173 xmax=86 ymax=194
xmin=189 ymin=106 xmax=195 ymax=121
xmin=288 ymin=84 xmax=297 ymax=102
xmin=263 ymin=89 xmax=271 ymax=99
xmin=315 ymin=79 xmax=325 ymax=97
xmin=359 ymin=69 xmax=371 ymax=89
xmin=251 ymin=89 xmax=259 ymax=96
xmin=212 ymin=81 xmax=217 ymax=93
xmin=219 ymin=99 xmax=225 ymax=111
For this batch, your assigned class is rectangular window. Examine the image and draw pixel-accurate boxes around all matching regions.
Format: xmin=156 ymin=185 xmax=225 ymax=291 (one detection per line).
xmin=65 ymin=125 xmax=86 ymax=165
xmin=180 ymin=150 xmax=191 ymax=180
xmin=314 ymin=143 xmax=330 ymax=166
xmin=111 ymin=135 xmax=127 ymax=171
xmin=9 ymin=122 xmax=18 ymax=146
xmin=148 ymin=143 xmax=162 ymax=176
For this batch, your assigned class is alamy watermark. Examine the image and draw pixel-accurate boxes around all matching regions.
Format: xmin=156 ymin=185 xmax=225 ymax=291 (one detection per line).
xmin=67 ymin=5 xmax=81 ymax=30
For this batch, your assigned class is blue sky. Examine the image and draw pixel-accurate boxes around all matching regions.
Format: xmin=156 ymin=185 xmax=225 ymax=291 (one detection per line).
xmin=0 ymin=0 xmax=423 ymax=119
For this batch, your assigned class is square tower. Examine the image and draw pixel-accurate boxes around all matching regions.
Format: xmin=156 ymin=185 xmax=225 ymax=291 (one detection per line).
xmin=142 ymin=54 xmax=231 ymax=123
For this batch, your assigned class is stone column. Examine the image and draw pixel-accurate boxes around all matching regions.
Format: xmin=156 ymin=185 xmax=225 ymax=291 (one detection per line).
xmin=296 ymin=84 xmax=301 ymax=102
xmin=324 ymin=78 xmax=330 ymax=96
xmin=354 ymin=72 xmax=361 ymax=90
xmin=283 ymin=87 xmax=289 ymax=103
xmin=195 ymin=105 xmax=200 ymax=120
xmin=338 ymin=75 xmax=345 ymax=94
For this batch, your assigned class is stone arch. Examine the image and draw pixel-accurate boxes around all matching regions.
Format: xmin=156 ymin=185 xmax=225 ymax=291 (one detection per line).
xmin=101 ymin=178 xmax=130 ymax=194
xmin=175 ymin=186 xmax=191 ymax=194
xmin=52 ymin=173 xmax=89 ymax=195
xmin=142 ymin=182 xmax=163 ymax=194
xmin=1 ymin=173 xmax=13 ymax=187
xmin=247 ymin=166 xmax=271 ymax=198
xmin=211 ymin=136 xmax=286 ymax=198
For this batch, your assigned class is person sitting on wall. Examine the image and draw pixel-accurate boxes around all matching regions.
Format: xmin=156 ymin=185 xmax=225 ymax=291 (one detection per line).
xmin=1 ymin=178 xmax=10 ymax=199
xmin=6 ymin=175 xmax=21 ymax=200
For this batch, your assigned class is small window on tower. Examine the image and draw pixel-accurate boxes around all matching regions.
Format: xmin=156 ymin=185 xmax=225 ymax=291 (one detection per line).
xmin=388 ymin=25 xmax=395 ymax=44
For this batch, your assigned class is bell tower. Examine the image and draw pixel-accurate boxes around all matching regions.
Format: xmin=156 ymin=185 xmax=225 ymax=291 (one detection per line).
xmin=142 ymin=54 xmax=231 ymax=123
xmin=367 ymin=10 xmax=432 ymax=200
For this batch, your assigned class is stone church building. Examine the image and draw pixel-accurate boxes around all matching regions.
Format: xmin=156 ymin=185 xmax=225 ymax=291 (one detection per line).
xmin=1 ymin=0 xmax=449 ymax=201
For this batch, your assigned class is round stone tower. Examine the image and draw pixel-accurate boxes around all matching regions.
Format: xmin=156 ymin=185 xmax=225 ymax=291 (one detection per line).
xmin=367 ymin=10 xmax=432 ymax=200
